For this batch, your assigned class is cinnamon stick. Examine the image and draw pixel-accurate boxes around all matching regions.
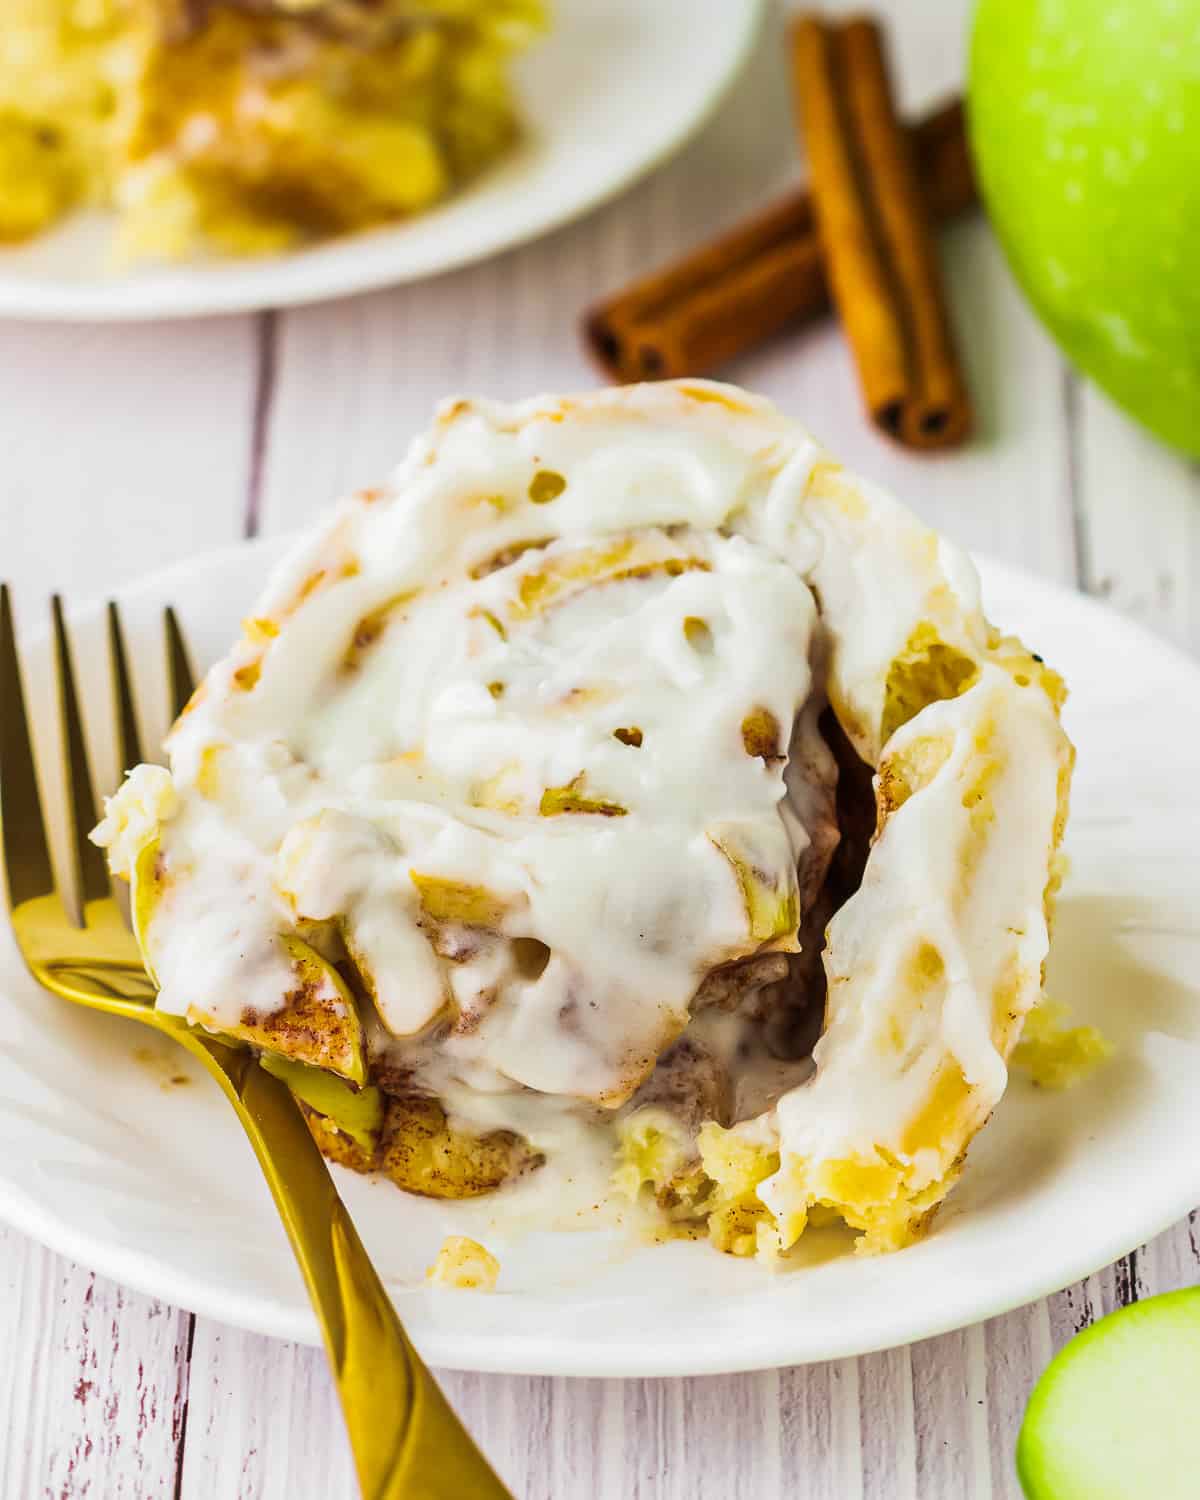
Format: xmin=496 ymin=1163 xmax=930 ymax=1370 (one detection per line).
xmin=585 ymin=98 xmax=974 ymax=387
xmin=791 ymin=15 xmax=971 ymax=447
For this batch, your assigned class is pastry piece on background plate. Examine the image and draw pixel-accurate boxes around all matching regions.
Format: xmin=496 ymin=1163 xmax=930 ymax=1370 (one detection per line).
xmin=0 ymin=0 xmax=542 ymax=254
xmin=93 ymin=380 xmax=1074 ymax=1259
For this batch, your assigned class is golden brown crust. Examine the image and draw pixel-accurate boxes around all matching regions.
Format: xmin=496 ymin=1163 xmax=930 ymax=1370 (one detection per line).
xmin=303 ymin=1092 xmax=543 ymax=1198
xmin=379 ymin=1096 xmax=543 ymax=1198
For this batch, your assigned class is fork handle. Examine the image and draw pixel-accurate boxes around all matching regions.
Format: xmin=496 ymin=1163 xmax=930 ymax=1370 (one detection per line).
xmin=197 ymin=1042 xmax=513 ymax=1500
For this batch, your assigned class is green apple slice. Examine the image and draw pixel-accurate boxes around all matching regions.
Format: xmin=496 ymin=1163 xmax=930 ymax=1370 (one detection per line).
xmin=709 ymin=830 xmax=800 ymax=950
xmin=258 ymin=1052 xmax=383 ymax=1154
xmin=409 ymin=873 xmax=511 ymax=929
xmin=130 ymin=834 xmax=164 ymax=985
xmin=193 ymin=935 xmax=368 ymax=1086
xmin=539 ymin=774 xmax=627 ymax=818
xmin=132 ymin=842 xmax=366 ymax=1083
xmin=1017 ymin=1288 xmax=1200 ymax=1500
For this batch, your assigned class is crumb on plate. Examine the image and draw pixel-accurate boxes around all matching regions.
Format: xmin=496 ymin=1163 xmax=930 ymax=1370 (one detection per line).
xmin=1011 ymin=999 xmax=1112 ymax=1090
xmin=427 ymin=1235 xmax=500 ymax=1291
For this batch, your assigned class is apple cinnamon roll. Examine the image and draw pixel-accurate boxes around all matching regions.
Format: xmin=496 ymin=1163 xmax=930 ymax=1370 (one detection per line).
xmin=94 ymin=380 xmax=1072 ymax=1258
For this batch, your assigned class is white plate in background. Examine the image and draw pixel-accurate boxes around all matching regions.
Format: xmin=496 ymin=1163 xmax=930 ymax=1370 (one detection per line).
xmin=1 ymin=542 xmax=1198 ymax=1375
xmin=0 ymin=0 xmax=762 ymax=321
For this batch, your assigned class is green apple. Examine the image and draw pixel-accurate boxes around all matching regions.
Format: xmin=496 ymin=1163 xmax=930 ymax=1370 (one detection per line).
xmin=969 ymin=0 xmax=1200 ymax=457
xmin=258 ymin=1051 xmax=383 ymax=1154
xmin=1017 ymin=1288 xmax=1200 ymax=1498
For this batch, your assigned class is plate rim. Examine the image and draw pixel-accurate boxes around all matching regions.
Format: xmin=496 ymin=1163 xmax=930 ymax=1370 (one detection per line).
xmin=0 ymin=0 xmax=764 ymax=323
xmin=3 ymin=538 xmax=1199 ymax=1377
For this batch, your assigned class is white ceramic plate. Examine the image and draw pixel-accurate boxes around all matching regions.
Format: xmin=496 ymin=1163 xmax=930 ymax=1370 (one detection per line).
xmin=0 ymin=0 xmax=761 ymax=322
xmin=3 ymin=541 xmax=1199 ymax=1377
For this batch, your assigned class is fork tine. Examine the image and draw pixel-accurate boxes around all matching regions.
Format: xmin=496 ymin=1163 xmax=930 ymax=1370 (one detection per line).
xmin=108 ymin=601 xmax=144 ymax=772
xmin=0 ymin=586 xmax=55 ymax=908
xmin=52 ymin=596 xmax=110 ymax=916
xmin=164 ymin=606 xmax=196 ymax=720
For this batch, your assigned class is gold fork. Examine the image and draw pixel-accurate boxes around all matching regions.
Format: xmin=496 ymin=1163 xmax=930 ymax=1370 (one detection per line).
xmin=0 ymin=586 xmax=513 ymax=1500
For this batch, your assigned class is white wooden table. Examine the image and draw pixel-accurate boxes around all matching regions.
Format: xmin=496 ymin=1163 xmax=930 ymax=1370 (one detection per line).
xmin=1 ymin=4 xmax=1197 ymax=1495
